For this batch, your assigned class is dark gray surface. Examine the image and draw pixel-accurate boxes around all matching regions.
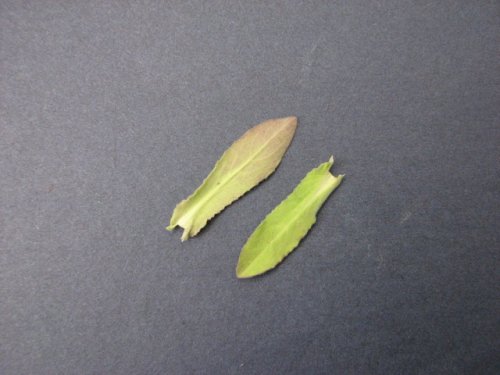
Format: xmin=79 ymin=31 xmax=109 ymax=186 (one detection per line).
xmin=1 ymin=1 xmax=499 ymax=374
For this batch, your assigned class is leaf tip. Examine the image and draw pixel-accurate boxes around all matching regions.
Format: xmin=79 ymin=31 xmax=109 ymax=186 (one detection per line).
xmin=288 ymin=116 xmax=298 ymax=130
xmin=236 ymin=268 xmax=253 ymax=279
xmin=276 ymin=116 xmax=298 ymax=130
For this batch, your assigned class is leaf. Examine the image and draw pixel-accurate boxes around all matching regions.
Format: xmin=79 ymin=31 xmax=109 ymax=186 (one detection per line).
xmin=167 ymin=116 xmax=297 ymax=241
xmin=236 ymin=156 xmax=344 ymax=278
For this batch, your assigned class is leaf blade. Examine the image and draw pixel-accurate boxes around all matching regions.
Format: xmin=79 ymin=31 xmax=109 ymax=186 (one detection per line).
xmin=236 ymin=156 xmax=344 ymax=278
xmin=168 ymin=116 xmax=297 ymax=241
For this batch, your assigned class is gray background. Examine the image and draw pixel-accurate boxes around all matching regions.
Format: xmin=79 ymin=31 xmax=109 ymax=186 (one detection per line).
xmin=1 ymin=1 xmax=499 ymax=374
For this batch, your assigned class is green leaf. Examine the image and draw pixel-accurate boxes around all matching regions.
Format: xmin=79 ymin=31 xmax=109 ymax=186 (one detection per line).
xmin=167 ymin=116 xmax=297 ymax=241
xmin=236 ymin=156 xmax=344 ymax=278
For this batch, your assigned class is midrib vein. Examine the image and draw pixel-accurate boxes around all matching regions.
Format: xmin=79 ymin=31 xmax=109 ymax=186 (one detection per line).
xmin=181 ymin=128 xmax=286 ymax=223
xmin=246 ymin=175 xmax=341 ymax=268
